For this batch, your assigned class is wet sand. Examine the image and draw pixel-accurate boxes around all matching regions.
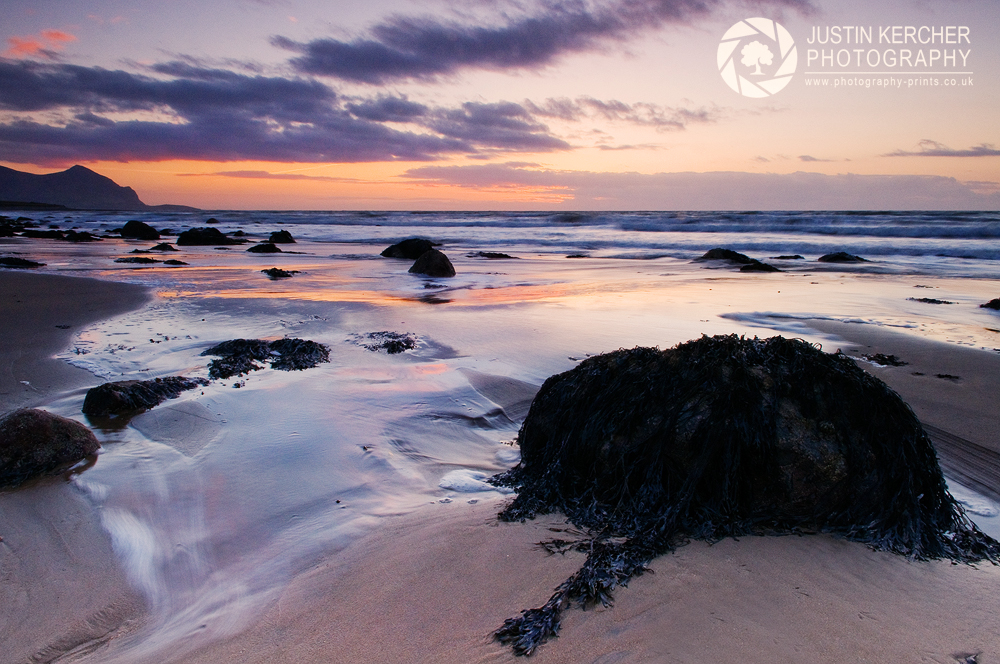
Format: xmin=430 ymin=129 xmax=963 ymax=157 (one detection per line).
xmin=0 ymin=271 xmax=149 ymax=411
xmin=0 ymin=271 xmax=150 ymax=663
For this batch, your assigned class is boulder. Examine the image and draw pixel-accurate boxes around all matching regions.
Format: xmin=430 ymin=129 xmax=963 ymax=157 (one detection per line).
xmin=120 ymin=220 xmax=160 ymax=240
xmin=148 ymin=243 xmax=179 ymax=251
xmin=82 ymin=377 xmax=209 ymax=417
xmin=163 ymin=259 xmax=188 ymax=266
xmin=818 ymin=251 xmax=867 ymax=263
xmin=247 ymin=243 xmax=282 ymax=253
xmin=381 ymin=238 xmax=439 ymax=259
xmin=177 ymin=227 xmax=243 ymax=246
xmin=408 ymin=249 xmax=456 ymax=278
xmin=980 ymin=298 xmax=1000 ymax=310
xmin=0 ymin=409 xmax=99 ymax=489
xmin=491 ymin=335 xmax=998 ymax=656
xmin=269 ymin=230 xmax=295 ymax=243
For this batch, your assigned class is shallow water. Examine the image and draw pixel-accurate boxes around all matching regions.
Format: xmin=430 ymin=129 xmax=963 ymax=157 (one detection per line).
xmin=3 ymin=209 xmax=999 ymax=660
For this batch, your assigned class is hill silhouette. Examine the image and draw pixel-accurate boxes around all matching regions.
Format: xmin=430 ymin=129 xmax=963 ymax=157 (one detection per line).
xmin=0 ymin=165 xmax=196 ymax=211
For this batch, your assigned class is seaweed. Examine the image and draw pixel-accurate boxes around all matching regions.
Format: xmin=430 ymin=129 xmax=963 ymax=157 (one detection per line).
xmin=490 ymin=335 xmax=999 ymax=656
xmin=354 ymin=331 xmax=417 ymax=354
xmin=201 ymin=338 xmax=329 ymax=378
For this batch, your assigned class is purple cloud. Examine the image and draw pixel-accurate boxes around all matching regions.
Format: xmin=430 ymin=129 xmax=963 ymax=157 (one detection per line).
xmin=274 ymin=0 xmax=814 ymax=83
xmin=882 ymin=140 xmax=1000 ymax=158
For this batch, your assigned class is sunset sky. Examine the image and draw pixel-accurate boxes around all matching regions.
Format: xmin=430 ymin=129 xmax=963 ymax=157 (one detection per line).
xmin=1 ymin=0 xmax=997 ymax=209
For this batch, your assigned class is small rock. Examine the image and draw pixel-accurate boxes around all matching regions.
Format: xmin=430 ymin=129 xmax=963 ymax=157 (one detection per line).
xmin=0 ymin=257 xmax=45 ymax=268
xmin=409 ymin=249 xmax=456 ymax=278
xmin=772 ymin=255 xmax=804 ymax=260
xmin=163 ymin=259 xmax=188 ymax=266
xmin=739 ymin=260 xmax=781 ymax=272
xmin=908 ymin=297 xmax=954 ymax=305
xmin=120 ymin=220 xmax=160 ymax=240
xmin=261 ymin=267 xmax=299 ymax=279
xmin=861 ymin=353 xmax=908 ymax=367
xmin=269 ymin=230 xmax=295 ymax=243
xmin=381 ymin=238 xmax=439 ymax=259
xmin=247 ymin=243 xmax=282 ymax=254
xmin=115 ymin=256 xmax=161 ymax=264
xmin=698 ymin=248 xmax=754 ymax=264
xmin=148 ymin=243 xmax=179 ymax=252
xmin=468 ymin=251 xmax=518 ymax=259
xmin=0 ymin=409 xmax=99 ymax=489
xmin=355 ymin=331 xmax=417 ymax=354
xmin=980 ymin=299 xmax=1000 ymax=310
xmin=818 ymin=252 xmax=867 ymax=263
xmin=177 ymin=227 xmax=244 ymax=246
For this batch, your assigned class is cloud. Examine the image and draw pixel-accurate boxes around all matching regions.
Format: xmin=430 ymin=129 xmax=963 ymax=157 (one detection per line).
xmin=184 ymin=170 xmax=353 ymax=182
xmin=401 ymin=163 xmax=999 ymax=210
xmin=882 ymin=140 xmax=1000 ymax=158
xmin=274 ymin=0 xmax=813 ymax=83
xmin=3 ymin=29 xmax=77 ymax=59
xmin=798 ymin=155 xmax=832 ymax=162
xmin=0 ymin=60 xmax=576 ymax=165
xmin=526 ymin=97 xmax=722 ymax=130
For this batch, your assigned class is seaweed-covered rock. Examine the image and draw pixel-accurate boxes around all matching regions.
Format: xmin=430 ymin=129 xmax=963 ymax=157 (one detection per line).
xmin=908 ymin=297 xmax=954 ymax=305
xmin=0 ymin=409 xmax=99 ymax=489
xmin=177 ymin=227 xmax=244 ymax=246
xmin=82 ymin=376 xmax=209 ymax=416
xmin=247 ymin=243 xmax=281 ymax=253
xmin=698 ymin=248 xmax=754 ymax=264
xmin=409 ymin=249 xmax=456 ymax=278
xmin=0 ymin=257 xmax=45 ymax=268
xmin=491 ymin=335 xmax=998 ymax=656
xmin=121 ymin=220 xmax=160 ymax=240
xmin=355 ymin=331 xmax=417 ymax=354
xmin=979 ymin=298 xmax=1000 ymax=310
xmin=201 ymin=338 xmax=329 ymax=379
xmin=269 ymin=230 xmax=295 ymax=243
xmin=381 ymin=238 xmax=439 ymax=259
xmin=818 ymin=252 xmax=867 ymax=263
xmin=261 ymin=267 xmax=299 ymax=279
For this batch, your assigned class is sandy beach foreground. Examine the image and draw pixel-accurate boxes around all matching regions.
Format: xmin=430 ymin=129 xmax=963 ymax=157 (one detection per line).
xmin=2 ymin=270 xmax=1000 ymax=663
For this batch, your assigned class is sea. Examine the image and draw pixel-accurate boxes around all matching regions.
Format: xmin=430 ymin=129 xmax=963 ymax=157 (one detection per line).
xmin=2 ymin=208 xmax=999 ymax=662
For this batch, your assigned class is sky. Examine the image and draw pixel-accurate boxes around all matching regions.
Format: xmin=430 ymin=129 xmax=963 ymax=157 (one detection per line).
xmin=0 ymin=0 xmax=998 ymax=210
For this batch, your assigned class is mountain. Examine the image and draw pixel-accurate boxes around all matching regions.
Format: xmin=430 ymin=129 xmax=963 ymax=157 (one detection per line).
xmin=0 ymin=165 xmax=197 ymax=211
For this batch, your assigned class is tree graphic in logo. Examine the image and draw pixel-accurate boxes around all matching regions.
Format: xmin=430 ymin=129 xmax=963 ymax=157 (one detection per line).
xmin=741 ymin=41 xmax=773 ymax=76
xmin=718 ymin=18 xmax=797 ymax=97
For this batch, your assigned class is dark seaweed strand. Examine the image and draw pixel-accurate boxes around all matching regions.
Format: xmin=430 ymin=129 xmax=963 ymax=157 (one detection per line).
xmin=490 ymin=335 xmax=1000 ymax=656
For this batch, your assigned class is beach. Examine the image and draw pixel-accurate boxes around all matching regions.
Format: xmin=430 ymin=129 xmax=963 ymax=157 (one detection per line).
xmin=2 ymin=210 xmax=1000 ymax=663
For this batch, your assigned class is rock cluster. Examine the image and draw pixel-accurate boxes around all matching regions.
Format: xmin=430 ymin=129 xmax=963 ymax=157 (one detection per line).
xmin=201 ymin=338 xmax=330 ymax=379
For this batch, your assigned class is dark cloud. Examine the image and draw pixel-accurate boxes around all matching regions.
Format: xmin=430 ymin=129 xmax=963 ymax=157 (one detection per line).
xmin=401 ymin=163 xmax=999 ymax=210
xmin=425 ymin=101 xmax=571 ymax=151
xmin=882 ymin=140 xmax=1000 ymax=158
xmin=274 ymin=0 xmax=814 ymax=83
xmin=798 ymin=154 xmax=832 ymax=162
xmin=0 ymin=60 xmax=575 ymax=164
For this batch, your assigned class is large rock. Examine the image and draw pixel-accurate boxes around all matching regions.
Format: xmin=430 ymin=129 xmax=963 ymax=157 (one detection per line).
xmin=492 ymin=335 xmax=998 ymax=655
xmin=120 ymin=220 xmax=160 ymax=240
xmin=247 ymin=243 xmax=281 ymax=253
xmin=698 ymin=248 xmax=754 ymax=264
xmin=980 ymin=298 xmax=1000 ymax=310
xmin=177 ymin=227 xmax=244 ymax=246
xmin=381 ymin=238 xmax=439 ymax=259
xmin=82 ymin=376 xmax=209 ymax=417
xmin=0 ymin=409 xmax=99 ymax=488
xmin=818 ymin=251 xmax=867 ymax=263
xmin=408 ymin=249 xmax=456 ymax=278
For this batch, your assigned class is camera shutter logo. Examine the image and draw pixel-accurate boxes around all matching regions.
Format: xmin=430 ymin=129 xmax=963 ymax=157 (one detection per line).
xmin=718 ymin=18 xmax=797 ymax=97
